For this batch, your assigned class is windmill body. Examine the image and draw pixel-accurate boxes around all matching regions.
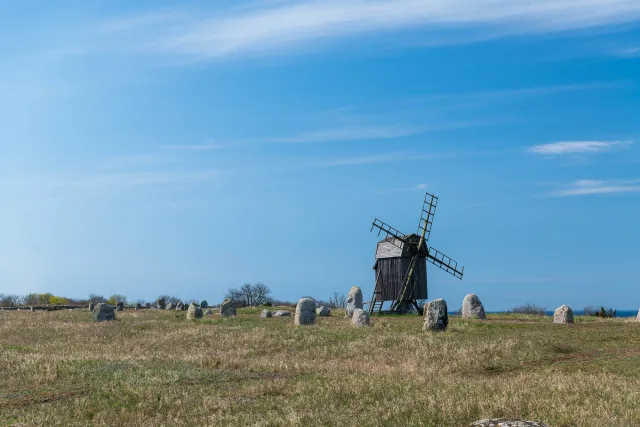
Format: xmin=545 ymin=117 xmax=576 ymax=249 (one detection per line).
xmin=369 ymin=192 xmax=464 ymax=315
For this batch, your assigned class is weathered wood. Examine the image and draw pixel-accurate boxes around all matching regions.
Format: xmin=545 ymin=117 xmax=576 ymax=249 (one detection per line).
xmin=373 ymin=256 xmax=427 ymax=301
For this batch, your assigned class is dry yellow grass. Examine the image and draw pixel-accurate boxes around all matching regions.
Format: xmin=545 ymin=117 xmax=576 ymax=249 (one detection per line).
xmin=0 ymin=308 xmax=639 ymax=426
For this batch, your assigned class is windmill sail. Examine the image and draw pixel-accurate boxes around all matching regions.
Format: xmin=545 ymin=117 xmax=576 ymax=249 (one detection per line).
xmin=417 ymin=192 xmax=438 ymax=242
xmin=427 ymin=246 xmax=464 ymax=279
xmin=371 ymin=219 xmax=408 ymax=250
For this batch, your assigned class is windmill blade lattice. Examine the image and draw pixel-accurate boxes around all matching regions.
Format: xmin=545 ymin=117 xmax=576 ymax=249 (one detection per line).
xmin=427 ymin=246 xmax=464 ymax=280
xmin=371 ymin=218 xmax=408 ymax=250
xmin=417 ymin=192 xmax=438 ymax=242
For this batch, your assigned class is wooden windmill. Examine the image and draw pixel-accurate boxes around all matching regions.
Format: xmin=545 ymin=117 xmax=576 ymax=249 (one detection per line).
xmin=369 ymin=192 xmax=464 ymax=314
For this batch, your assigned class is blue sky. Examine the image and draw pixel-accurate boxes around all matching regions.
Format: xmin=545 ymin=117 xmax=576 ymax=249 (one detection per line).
xmin=1 ymin=1 xmax=639 ymax=310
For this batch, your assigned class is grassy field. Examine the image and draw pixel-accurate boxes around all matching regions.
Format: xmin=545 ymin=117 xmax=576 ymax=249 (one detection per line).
xmin=0 ymin=307 xmax=639 ymax=427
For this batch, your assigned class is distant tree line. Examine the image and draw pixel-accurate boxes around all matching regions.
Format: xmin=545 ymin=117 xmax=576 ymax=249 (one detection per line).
xmin=0 ymin=286 xmax=350 ymax=310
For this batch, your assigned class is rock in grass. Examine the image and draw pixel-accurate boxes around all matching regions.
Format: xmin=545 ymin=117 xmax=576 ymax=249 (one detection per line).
xmin=471 ymin=419 xmax=549 ymax=427
xmin=204 ymin=309 xmax=213 ymax=315
xmin=220 ymin=298 xmax=236 ymax=317
xmin=423 ymin=298 xmax=448 ymax=332
xmin=200 ymin=300 xmax=208 ymax=309
xmin=295 ymin=298 xmax=316 ymax=326
xmin=553 ymin=305 xmax=574 ymax=324
xmin=186 ymin=303 xmax=203 ymax=320
xmin=260 ymin=309 xmax=272 ymax=318
xmin=345 ymin=286 xmax=363 ymax=318
xmin=316 ymin=306 xmax=331 ymax=317
xmin=156 ymin=298 xmax=166 ymax=310
xmin=462 ymin=293 xmax=486 ymax=320
xmin=351 ymin=308 xmax=370 ymax=327
xmin=273 ymin=310 xmax=292 ymax=317
xmin=93 ymin=303 xmax=116 ymax=322
xmin=636 ymin=309 xmax=639 ymax=322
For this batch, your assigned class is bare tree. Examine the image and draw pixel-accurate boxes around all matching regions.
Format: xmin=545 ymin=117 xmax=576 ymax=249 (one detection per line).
xmin=88 ymin=294 xmax=107 ymax=304
xmin=328 ymin=292 xmax=347 ymax=309
xmin=226 ymin=283 xmax=272 ymax=307
xmin=0 ymin=294 xmax=23 ymax=307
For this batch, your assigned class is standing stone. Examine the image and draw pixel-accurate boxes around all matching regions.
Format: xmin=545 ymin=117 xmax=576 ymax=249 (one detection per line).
xmin=423 ymin=298 xmax=448 ymax=332
xmin=176 ymin=302 xmax=184 ymax=311
xmin=93 ymin=303 xmax=116 ymax=322
xmin=295 ymin=298 xmax=316 ymax=326
xmin=200 ymin=300 xmax=208 ymax=309
xmin=116 ymin=302 xmax=124 ymax=312
xmin=462 ymin=293 xmax=486 ymax=320
xmin=134 ymin=303 xmax=142 ymax=310
xmin=345 ymin=286 xmax=363 ymax=318
xmin=554 ymin=305 xmax=574 ymax=324
xmin=88 ymin=302 xmax=95 ymax=311
xmin=260 ymin=309 xmax=272 ymax=319
xmin=220 ymin=298 xmax=236 ymax=317
xmin=145 ymin=302 xmax=151 ymax=309
xmin=186 ymin=303 xmax=203 ymax=320
xmin=156 ymin=298 xmax=166 ymax=310
xmin=165 ymin=303 xmax=176 ymax=310
xmin=316 ymin=306 xmax=331 ymax=317
xmin=351 ymin=308 xmax=370 ymax=327
xmin=637 ymin=309 xmax=640 ymax=322
xmin=274 ymin=310 xmax=292 ymax=317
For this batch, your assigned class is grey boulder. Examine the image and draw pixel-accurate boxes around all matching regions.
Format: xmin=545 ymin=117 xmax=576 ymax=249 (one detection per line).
xmin=186 ymin=303 xmax=203 ymax=320
xmin=351 ymin=308 xmax=370 ymax=327
xmin=462 ymin=293 xmax=486 ymax=320
xmin=295 ymin=298 xmax=316 ymax=326
xmin=93 ymin=303 xmax=116 ymax=322
xmin=260 ymin=309 xmax=272 ymax=318
xmin=553 ymin=305 xmax=574 ymax=324
xmin=423 ymin=298 xmax=448 ymax=332
xmin=316 ymin=306 xmax=331 ymax=316
xmin=345 ymin=286 xmax=363 ymax=318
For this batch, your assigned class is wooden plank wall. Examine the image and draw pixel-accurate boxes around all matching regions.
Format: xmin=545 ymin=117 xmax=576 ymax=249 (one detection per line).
xmin=374 ymin=257 xmax=427 ymax=301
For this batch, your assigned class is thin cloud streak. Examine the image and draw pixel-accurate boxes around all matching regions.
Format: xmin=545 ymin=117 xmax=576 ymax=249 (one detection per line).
xmin=101 ymin=0 xmax=640 ymax=59
xmin=529 ymin=140 xmax=633 ymax=154
xmin=164 ymin=121 xmax=485 ymax=151
xmin=315 ymin=152 xmax=457 ymax=167
xmin=543 ymin=179 xmax=640 ymax=197
xmin=374 ymin=183 xmax=428 ymax=194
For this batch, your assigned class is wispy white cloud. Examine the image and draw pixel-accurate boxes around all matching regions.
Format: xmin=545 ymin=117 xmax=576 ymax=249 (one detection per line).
xmin=544 ymin=179 xmax=640 ymax=197
xmin=529 ymin=140 xmax=633 ymax=155
xmin=615 ymin=46 xmax=640 ymax=57
xmin=374 ymin=183 xmax=428 ymax=193
xmin=414 ymin=82 xmax=631 ymax=106
xmin=163 ymin=121 xmax=483 ymax=151
xmin=48 ymin=169 xmax=227 ymax=196
xmin=315 ymin=152 xmax=455 ymax=167
xmin=100 ymin=0 xmax=640 ymax=59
